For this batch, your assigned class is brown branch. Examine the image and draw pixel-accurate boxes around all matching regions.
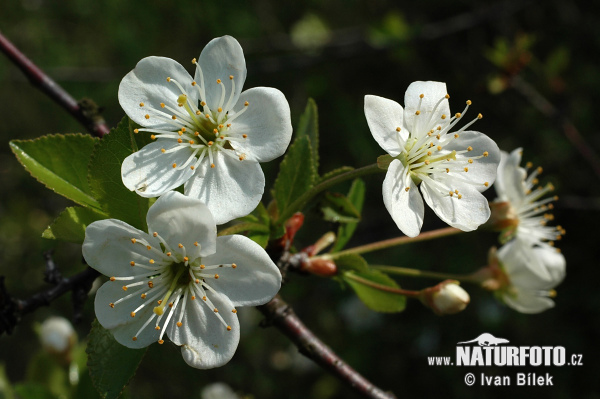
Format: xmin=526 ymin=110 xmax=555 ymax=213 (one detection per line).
xmin=0 ymin=31 xmax=110 ymax=138
xmin=0 ymin=255 xmax=100 ymax=335
xmin=510 ymin=75 xmax=600 ymax=182
xmin=257 ymin=295 xmax=397 ymax=399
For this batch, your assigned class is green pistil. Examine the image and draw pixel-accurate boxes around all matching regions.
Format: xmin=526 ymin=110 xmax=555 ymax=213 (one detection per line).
xmin=153 ymin=265 xmax=186 ymax=316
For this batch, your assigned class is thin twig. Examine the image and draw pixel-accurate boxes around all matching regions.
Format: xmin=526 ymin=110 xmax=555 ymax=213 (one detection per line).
xmin=0 ymin=31 xmax=110 ymax=138
xmin=510 ymin=75 xmax=600 ymax=182
xmin=0 ymin=266 xmax=100 ymax=335
xmin=257 ymin=295 xmax=397 ymax=399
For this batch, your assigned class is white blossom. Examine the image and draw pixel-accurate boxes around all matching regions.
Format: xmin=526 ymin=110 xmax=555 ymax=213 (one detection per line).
xmin=82 ymin=192 xmax=281 ymax=369
xmin=496 ymin=239 xmax=565 ymax=314
xmin=119 ymin=36 xmax=292 ymax=224
xmin=365 ymin=81 xmax=500 ymax=237
xmin=494 ymin=148 xmax=565 ymax=247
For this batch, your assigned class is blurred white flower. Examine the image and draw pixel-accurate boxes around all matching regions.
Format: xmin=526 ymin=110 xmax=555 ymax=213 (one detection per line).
xmin=40 ymin=316 xmax=76 ymax=354
xmin=365 ymin=81 xmax=500 ymax=237
xmin=119 ymin=35 xmax=292 ymax=224
xmin=83 ymin=192 xmax=281 ymax=369
xmin=495 ymin=239 xmax=565 ymax=314
xmin=493 ymin=148 xmax=565 ymax=247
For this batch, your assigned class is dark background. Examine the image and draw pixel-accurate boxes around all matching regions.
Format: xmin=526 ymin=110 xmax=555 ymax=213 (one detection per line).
xmin=0 ymin=0 xmax=598 ymax=398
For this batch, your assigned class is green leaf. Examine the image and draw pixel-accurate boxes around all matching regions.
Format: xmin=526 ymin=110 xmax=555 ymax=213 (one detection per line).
xmin=10 ymin=134 xmax=102 ymax=211
xmin=331 ymin=179 xmax=365 ymax=252
xmin=343 ymin=270 xmax=407 ymax=313
xmin=238 ymin=202 xmax=269 ymax=225
xmin=335 ymin=253 xmax=369 ymax=273
xmin=0 ymin=364 xmax=15 ymax=399
xmin=316 ymin=166 xmax=354 ymax=184
xmin=87 ymin=319 xmax=146 ymax=399
xmin=320 ymin=192 xmax=361 ymax=223
xmin=295 ymin=98 xmax=319 ymax=172
xmin=42 ymin=206 xmax=106 ymax=243
xmin=88 ymin=118 xmax=150 ymax=231
xmin=272 ymin=135 xmax=316 ymax=219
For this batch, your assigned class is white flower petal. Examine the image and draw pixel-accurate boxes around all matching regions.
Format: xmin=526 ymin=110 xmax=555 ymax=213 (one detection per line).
xmin=403 ymin=81 xmax=450 ymax=134
xmin=94 ymin=279 xmax=156 ymax=330
xmin=443 ymin=130 xmax=501 ymax=192
xmin=121 ymin=140 xmax=196 ymax=198
xmin=364 ymin=95 xmax=406 ymax=156
xmin=499 ymin=239 xmax=565 ymax=285
xmin=197 ymin=36 xmax=247 ymax=112
xmin=200 ymin=235 xmax=281 ymax=306
xmin=228 ymin=87 xmax=292 ymax=162
xmin=495 ymin=148 xmax=527 ymax=203
xmin=167 ymin=290 xmax=240 ymax=369
xmin=83 ymin=219 xmax=160 ymax=278
xmin=502 ymin=290 xmax=555 ymax=314
xmin=184 ymin=152 xmax=265 ymax=225
xmin=146 ymin=192 xmax=217 ymax=258
xmin=119 ymin=56 xmax=198 ymax=130
xmin=421 ymin=178 xmax=490 ymax=231
xmin=382 ymin=159 xmax=424 ymax=237
xmin=110 ymin=311 xmax=161 ymax=348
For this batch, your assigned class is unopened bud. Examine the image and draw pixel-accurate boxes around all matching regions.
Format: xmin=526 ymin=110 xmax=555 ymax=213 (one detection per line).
xmin=420 ymin=280 xmax=470 ymax=315
xmin=40 ymin=316 xmax=77 ymax=365
xmin=299 ymin=258 xmax=338 ymax=277
xmin=279 ymin=212 xmax=305 ymax=249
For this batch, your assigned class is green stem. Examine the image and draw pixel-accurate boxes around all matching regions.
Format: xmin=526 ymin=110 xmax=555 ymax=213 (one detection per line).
xmin=319 ymin=226 xmax=463 ymax=260
xmin=371 ymin=265 xmax=481 ymax=284
xmin=276 ymin=163 xmax=382 ymax=224
xmin=344 ymin=272 xmax=421 ymax=297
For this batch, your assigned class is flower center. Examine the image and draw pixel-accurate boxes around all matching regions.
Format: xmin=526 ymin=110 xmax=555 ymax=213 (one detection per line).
xmin=135 ymin=58 xmax=250 ymax=171
xmin=394 ymin=94 xmax=491 ymax=199
xmin=106 ymin=232 xmax=240 ymax=344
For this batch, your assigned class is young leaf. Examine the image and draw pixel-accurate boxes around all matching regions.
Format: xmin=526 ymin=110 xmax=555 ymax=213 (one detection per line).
xmin=296 ymin=98 xmax=319 ymax=172
xmin=343 ymin=270 xmax=407 ymax=313
xmin=272 ymin=135 xmax=316 ymax=220
xmin=238 ymin=202 xmax=269 ymax=225
xmin=320 ymin=191 xmax=361 ymax=223
xmin=335 ymin=253 xmax=369 ymax=273
xmin=87 ymin=319 xmax=146 ymax=399
xmin=331 ymin=179 xmax=365 ymax=252
xmin=42 ymin=206 xmax=107 ymax=243
xmin=10 ymin=134 xmax=102 ymax=211
xmin=88 ymin=118 xmax=150 ymax=231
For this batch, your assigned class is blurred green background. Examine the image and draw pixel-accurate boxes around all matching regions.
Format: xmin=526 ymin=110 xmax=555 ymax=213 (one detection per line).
xmin=0 ymin=0 xmax=598 ymax=398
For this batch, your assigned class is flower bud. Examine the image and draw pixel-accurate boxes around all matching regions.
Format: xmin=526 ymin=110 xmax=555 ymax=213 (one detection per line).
xmin=420 ymin=280 xmax=470 ymax=315
xmin=40 ymin=316 xmax=77 ymax=366
xmin=299 ymin=258 xmax=338 ymax=277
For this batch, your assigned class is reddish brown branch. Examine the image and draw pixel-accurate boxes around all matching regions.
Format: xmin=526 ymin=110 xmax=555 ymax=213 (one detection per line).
xmin=258 ymin=295 xmax=397 ymax=399
xmin=0 ymin=31 xmax=109 ymax=138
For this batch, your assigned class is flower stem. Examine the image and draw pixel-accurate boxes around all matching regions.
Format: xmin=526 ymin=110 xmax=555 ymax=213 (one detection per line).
xmin=318 ymin=226 xmax=463 ymax=260
xmin=371 ymin=265 xmax=481 ymax=284
xmin=344 ymin=272 xmax=421 ymax=297
xmin=276 ymin=163 xmax=383 ymax=225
